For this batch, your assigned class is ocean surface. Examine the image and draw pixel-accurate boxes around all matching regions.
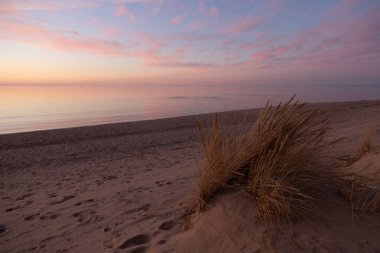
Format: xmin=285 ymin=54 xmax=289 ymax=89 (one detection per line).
xmin=1 ymin=85 xmax=379 ymax=134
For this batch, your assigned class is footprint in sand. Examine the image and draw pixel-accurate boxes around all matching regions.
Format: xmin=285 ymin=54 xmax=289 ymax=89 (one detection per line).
xmin=24 ymin=213 xmax=40 ymax=221
xmin=47 ymin=193 xmax=58 ymax=198
xmin=49 ymin=195 xmax=75 ymax=205
xmin=0 ymin=224 xmax=6 ymax=234
xmin=39 ymin=212 xmax=61 ymax=220
xmin=118 ymin=234 xmax=151 ymax=250
xmin=157 ymin=240 xmax=166 ymax=245
xmin=138 ymin=204 xmax=151 ymax=211
xmin=74 ymin=199 xmax=95 ymax=206
xmin=158 ymin=220 xmax=176 ymax=231
xmin=129 ymin=246 xmax=148 ymax=253
xmin=5 ymin=205 xmax=22 ymax=212
xmin=103 ymin=175 xmax=118 ymax=181
xmin=95 ymin=180 xmax=104 ymax=186
xmin=16 ymin=193 xmax=34 ymax=200
xmin=155 ymin=180 xmax=166 ymax=187
xmin=72 ymin=210 xmax=103 ymax=224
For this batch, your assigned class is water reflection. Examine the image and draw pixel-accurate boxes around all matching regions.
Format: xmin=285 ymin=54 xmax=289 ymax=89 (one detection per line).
xmin=0 ymin=85 xmax=379 ymax=134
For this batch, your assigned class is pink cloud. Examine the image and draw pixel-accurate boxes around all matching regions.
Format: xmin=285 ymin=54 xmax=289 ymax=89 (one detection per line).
xmin=243 ymin=4 xmax=380 ymax=70
xmin=0 ymin=18 xmax=129 ymax=56
xmin=150 ymin=0 xmax=163 ymax=13
xmin=114 ymin=5 xmax=136 ymax=21
xmin=151 ymin=61 xmax=216 ymax=68
xmin=293 ymin=6 xmax=380 ymax=63
xmin=273 ymin=46 xmax=289 ymax=55
xmin=165 ymin=32 xmax=221 ymax=43
xmin=209 ymin=6 xmax=219 ymax=17
xmin=104 ymin=27 xmax=118 ymax=37
xmin=222 ymin=16 xmax=263 ymax=35
xmin=134 ymin=32 xmax=165 ymax=52
xmin=0 ymin=18 xmax=213 ymax=70
xmin=0 ymin=16 xmax=214 ymax=70
xmin=140 ymin=44 xmax=187 ymax=64
xmin=0 ymin=0 xmax=96 ymax=12
xmin=0 ymin=0 xmax=165 ymax=14
xmin=140 ymin=45 xmax=216 ymax=69
xmin=134 ymin=41 xmax=196 ymax=68
xmin=236 ymin=43 xmax=257 ymax=51
xmin=220 ymin=39 xmax=235 ymax=48
xmin=251 ymin=52 xmax=269 ymax=61
xmin=130 ymin=33 xmax=218 ymax=69
xmin=235 ymin=34 xmax=282 ymax=51
xmin=2 ymin=0 xmax=378 ymax=74
xmin=196 ymin=2 xmax=205 ymax=14
xmin=0 ymin=1 xmax=15 ymax=15
xmin=187 ymin=20 xmax=203 ymax=30
xmin=196 ymin=3 xmax=219 ymax=18
xmin=170 ymin=15 xmax=183 ymax=25
xmin=266 ymin=0 xmax=284 ymax=11
xmin=114 ymin=5 xmax=127 ymax=16
xmin=325 ymin=0 xmax=358 ymax=19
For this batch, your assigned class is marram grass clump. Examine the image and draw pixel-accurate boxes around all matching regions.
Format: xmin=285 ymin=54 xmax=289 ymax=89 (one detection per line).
xmin=340 ymin=174 xmax=380 ymax=214
xmin=193 ymin=96 xmax=334 ymax=224
xmin=339 ymin=132 xmax=380 ymax=214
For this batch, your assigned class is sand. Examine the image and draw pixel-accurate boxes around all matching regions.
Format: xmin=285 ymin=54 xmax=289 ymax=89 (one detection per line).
xmin=1 ymin=100 xmax=380 ymax=253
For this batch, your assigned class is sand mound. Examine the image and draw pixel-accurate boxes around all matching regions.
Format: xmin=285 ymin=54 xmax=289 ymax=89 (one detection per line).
xmin=167 ymin=190 xmax=380 ymax=253
xmin=166 ymin=109 xmax=380 ymax=253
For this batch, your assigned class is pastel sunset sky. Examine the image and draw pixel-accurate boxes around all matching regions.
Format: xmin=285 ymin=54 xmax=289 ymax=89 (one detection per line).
xmin=1 ymin=0 xmax=379 ymax=86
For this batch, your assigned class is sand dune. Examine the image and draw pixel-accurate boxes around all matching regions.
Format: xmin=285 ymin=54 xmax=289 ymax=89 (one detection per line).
xmin=1 ymin=100 xmax=380 ymax=253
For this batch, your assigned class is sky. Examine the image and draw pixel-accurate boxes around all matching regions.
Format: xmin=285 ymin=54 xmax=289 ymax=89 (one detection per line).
xmin=0 ymin=0 xmax=380 ymax=86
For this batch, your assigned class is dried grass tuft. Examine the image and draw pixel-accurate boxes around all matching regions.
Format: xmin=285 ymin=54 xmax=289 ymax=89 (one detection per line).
xmin=194 ymin=96 xmax=334 ymax=224
xmin=339 ymin=131 xmax=380 ymax=214
xmin=339 ymin=173 xmax=380 ymax=214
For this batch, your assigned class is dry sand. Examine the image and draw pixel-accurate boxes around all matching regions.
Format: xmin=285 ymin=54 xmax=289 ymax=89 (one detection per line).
xmin=1 ymin=100 xmax=380 ymax=253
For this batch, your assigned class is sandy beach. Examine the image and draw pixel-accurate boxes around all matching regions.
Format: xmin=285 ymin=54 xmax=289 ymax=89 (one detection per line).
xmin=1 ymin=100 xmax=380 ymax=253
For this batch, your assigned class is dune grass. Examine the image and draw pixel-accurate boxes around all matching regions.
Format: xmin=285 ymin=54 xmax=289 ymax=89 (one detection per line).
xmin=339 ymin=132 xmax=380 ymax=214
xmin=340 ymin=174 xmax=380 ymax=214
xmin=193 ymin=97 xmax=336 ymax=224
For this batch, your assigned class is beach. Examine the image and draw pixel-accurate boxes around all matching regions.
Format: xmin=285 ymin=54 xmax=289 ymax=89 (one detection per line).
xmin=1 ymin=100 xmax=380 ymax=253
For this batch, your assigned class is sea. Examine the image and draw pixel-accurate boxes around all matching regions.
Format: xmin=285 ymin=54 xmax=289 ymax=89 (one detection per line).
xmin=1 ymin=84 xmax=379 ymax=134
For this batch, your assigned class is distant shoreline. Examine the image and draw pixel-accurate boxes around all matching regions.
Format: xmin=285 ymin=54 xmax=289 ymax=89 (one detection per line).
xmin=2 ymin=84 xmax=380 ymax=136
xmin=1 ymin=99 xmax=379 ymax=150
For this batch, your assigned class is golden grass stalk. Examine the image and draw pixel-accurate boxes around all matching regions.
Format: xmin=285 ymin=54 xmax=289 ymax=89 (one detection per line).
xmin=194 ymin=96 xmax=332 ymax=224
xmin=194 ymin=115 xmax=249 ymax=211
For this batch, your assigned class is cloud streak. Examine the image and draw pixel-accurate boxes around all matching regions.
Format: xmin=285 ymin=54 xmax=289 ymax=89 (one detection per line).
xmin=170 ymin=15 xmax=184 ymax=25
xmin=1 ymin=0 xmax=379 ymax=84
xmin=0 ymin=18 xmax=132 ymax=58
xmin=245 ymin=4 xmax=380 ymax=70
xmin=114 ymin=5 xmax=136 ymax=21
xmin=222 ymin=16 xmax=264 ymax=35
xmin=209 ymin=6 xmax=219 ymax=17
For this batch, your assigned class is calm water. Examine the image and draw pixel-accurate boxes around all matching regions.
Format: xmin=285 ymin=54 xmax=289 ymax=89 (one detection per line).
xmin=1 ymin=85 xmax=379 ymax=134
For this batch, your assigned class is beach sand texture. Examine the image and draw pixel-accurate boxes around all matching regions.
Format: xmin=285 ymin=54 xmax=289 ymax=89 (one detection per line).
xmin=1 ymin=100 xmax=380 ymax=253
